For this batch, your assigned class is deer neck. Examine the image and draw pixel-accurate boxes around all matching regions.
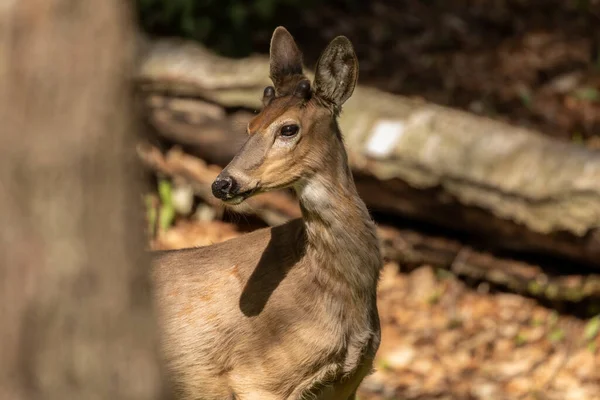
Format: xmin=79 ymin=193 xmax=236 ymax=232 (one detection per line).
xmin=294 ymin=139 xmax=381 ymax=295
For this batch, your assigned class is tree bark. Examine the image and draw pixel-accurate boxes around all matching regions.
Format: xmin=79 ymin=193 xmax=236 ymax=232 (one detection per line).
xmin=136 ymin=39 xmax=600 ymax=267
xmin=0 ymin=2 xmax=166 ymax=400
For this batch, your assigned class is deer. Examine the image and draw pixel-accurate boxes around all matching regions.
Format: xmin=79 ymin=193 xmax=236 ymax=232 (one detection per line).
xmin=152 ymin=26 xmax=383 ymax=400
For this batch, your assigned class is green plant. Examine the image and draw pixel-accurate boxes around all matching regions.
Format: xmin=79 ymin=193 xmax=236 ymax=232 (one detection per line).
xmin=517 ymin=86 xmax=533 ymax=109
xmin=514 ymin=332 xmax=528 ymax=347
xmin=137 ymin=0 xmax=320 ymax=57
xmin=571 ymin=131 xmax=584 ymax=144
xmin=573 ymin=87 xmax=600 ymax=103
xmin=427 ymin=290 xmax=442 ymax=305
xmin=548 ymin=327 xmax=565 ymax=343
xmin=583 ymin=315 xmax=600 ymax=342
xmin=158 ymin=178 xmax=176 ymax=232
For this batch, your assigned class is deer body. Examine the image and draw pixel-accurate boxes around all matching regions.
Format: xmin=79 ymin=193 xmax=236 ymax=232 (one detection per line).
xmin=153 ymin=27 xmax=383 ymax=400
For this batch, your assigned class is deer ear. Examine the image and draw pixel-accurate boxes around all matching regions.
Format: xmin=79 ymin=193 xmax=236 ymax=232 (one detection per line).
xmin=313 ymin=36 xmax=358 ymax=109
xmin=269 ymin=27 xmax=303 ymax=89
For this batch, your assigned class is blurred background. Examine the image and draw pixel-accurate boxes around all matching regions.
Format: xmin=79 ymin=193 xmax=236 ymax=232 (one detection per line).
xmin=138 ymin=0 xmax=600 ymax=141
xmin=1 ymin=1 xmax=599 ymax=400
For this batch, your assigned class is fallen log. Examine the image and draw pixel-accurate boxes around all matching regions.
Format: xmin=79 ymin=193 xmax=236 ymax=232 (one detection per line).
xmin=140 ymin=89 xmax=600 ymax=269
xmin=378 ymin=226 xmax=600 ymax=308
xmin=135 ymin=38 xmax=600 ymax=268
xmin=137 ymin=144 xmax=600 ymax=308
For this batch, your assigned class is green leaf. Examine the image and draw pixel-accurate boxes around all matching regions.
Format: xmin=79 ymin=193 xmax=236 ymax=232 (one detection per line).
xmin=548 ymin=328 xmax=565 ymax=343
xmin=435 ymin=268 xmax=454 ymax=280
xmin=427 ymin=290 xmax=441 ymax=305
xmin=158 ymin=178 xmax=173 ymax=206
xmin=159 ymin=203 xmax=176 ymax=232
xmin=528 ymin=281 xmax=543 ymax=295
xmin=514 ymin=333 xmax=528 ymax=346
xmin=573 ymin=87 xmax=600 ymax=102
xmin=584 ymin=315 xmax=600 ymax=341
xmin=531 ymin=317 xmax=544 ymax=327
xmin=377 ymin=359 xmax=393 ymax=372
xmin=157 ymin=179 xmax=176 ymax=232
xmin=518 ymin=87 xmax=533 ymax=109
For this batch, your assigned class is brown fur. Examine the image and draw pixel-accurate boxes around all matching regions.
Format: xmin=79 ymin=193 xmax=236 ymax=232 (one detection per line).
xmin=248 ymin=95 xmax=299 ymax=133
xmin=152 ymin=27 xmax=382 ymax=400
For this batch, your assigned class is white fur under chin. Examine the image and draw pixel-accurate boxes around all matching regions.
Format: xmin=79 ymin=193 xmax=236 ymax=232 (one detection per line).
xmin=294 ymin=179 xmax=331 ymax=211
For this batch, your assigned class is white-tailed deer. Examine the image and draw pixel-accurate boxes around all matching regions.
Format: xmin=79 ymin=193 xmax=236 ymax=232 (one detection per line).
xmin=153 ymin=27 xmax=382 ymax=400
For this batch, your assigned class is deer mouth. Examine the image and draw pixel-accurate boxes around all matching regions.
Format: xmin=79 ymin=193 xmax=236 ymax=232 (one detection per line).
xmin=222 ymin=195 xmax=246 ymax=205
xmin=222 ymin=187 xmax=259 ymax=205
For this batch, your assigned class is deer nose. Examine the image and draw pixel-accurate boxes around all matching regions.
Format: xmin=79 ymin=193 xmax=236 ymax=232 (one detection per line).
xmin=211 ymin=174 xmax=238 ymax=199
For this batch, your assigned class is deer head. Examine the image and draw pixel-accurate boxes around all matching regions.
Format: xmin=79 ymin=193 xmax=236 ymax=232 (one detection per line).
xmin=211 ymin=26 xmax=359 ymax=204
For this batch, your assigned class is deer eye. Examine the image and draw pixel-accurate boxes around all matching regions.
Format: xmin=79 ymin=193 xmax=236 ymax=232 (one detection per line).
xmin=263 ymin=86 xmax=275 ymax=99
xmin=279 ymin=124 xmax=299 ymax=138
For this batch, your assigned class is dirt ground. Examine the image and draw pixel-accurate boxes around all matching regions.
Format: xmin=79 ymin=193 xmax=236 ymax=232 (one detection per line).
xmin=151 ymin=220 xmax=600 ymax=400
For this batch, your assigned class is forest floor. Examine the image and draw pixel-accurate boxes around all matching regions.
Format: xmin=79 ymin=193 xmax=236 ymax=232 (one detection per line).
xmin=357 ymin=264 xmax=600 ymax=400
xmin=150 ymin=220 xmax=600 ymax=400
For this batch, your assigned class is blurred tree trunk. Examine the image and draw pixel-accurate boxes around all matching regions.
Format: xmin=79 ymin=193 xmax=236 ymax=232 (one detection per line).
xmin=0 ymin=1 xmax=167 ymax=400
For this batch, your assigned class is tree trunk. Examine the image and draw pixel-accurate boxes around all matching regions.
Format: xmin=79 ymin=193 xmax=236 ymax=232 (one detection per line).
xmin=0 ymin=2 xmax=166 ymax=400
